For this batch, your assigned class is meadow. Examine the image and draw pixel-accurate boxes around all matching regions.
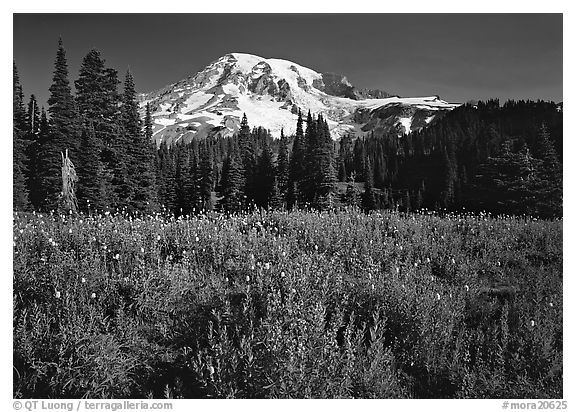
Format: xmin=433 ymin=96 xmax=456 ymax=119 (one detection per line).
xmin=13 ymin=208 xmax=562 ymax=398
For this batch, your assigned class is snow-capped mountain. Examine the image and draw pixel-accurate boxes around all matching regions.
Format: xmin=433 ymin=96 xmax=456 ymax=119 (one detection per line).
xmin=140 ymin=53 xmax=460 ymax=144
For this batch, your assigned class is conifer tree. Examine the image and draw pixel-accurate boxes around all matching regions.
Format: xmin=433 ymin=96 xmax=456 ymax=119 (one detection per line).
xmin=24 ymin=94 xmax=41 ymax=204
xmin=269 ymin=176 xmax=284 ymax=210
xmin=255 ymin=139 xmax=275 ymax=208
xmin=198 ymin=143 xmax=214 ymax=211
xmin=534 ymin=123 xmax=562 ymax=217
xmin=362 ymin=158 xmax=376 ymax=211
xmin=345 ymin=172 xmax=360 ymax=207
xmin=13 ymin=61 xmax=29 ymax=210
xmin=220 ymin=153 xmax=245 ymax=213
xmin=29 ymin=109 xmax=50 ymax=209
xmin=48 ymin=39 xmax=80 ymax=160
xmin=174 ymin=144 xmax=194 ymax=216
xmin=287 ymin=112 xmax=305 ymax=209
xmin=75 ymin=49 xmax=123 ymax=210
xmin=238 ymin=113 xmax=257 ymax=205
xmin=276 ymin=129 xmax=290 ymax=196
xmin=77 ymin=121 xmax=104 ymax=212
xmin=122 ymin=70 xmax=157 ymax=212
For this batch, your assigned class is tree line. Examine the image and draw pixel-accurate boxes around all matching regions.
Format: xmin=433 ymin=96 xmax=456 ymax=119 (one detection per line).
xmin=13 ymin=40 xmax=562 ymax=218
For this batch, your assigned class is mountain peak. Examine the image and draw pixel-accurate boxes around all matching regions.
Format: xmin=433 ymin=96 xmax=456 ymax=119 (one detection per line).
xmin=140 ymin=53 xmax=460 ymax=144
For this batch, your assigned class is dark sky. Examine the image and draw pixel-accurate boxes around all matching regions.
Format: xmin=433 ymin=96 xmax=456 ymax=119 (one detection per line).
xmin=13 ymin=13 xmax=562 ymax=108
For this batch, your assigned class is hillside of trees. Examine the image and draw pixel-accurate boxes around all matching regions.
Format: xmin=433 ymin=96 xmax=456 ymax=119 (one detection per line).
xmin=13 ymin=40 xmax=563 ymax=219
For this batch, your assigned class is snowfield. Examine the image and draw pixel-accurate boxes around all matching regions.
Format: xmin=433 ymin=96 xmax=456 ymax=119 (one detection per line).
xmin=140 ymin=53 xmax=460 ymax=143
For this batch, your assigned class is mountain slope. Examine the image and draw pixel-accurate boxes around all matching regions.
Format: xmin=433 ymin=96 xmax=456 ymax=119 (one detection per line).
xmin=139 ymin=53 xmax=460 ymax=144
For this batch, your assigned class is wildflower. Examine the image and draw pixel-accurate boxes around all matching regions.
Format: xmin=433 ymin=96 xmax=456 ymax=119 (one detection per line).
xmin=264 ymin=262 xmax=271 ymax=270
xmin=246 ymin=275 xmax=250 ymax=282
xmin=195 ymin=236 xmax=199 ymax=242
xmin=91 ymin=292 xmax=97 ymax=299
xmin=55 ymin=290 xmax=61 ymax=299
xmin=436 ymin=293 xmax=441 ymax=300
xmin=314 ymin=245 xmax=318 ymax=251
xmin=157 ymin=235 xmax=161 ymax=241
xmin=280 ymin=271 xmax=285 ymax=278
xmin=68 ymin=228 xmax=72 ymax=234
xmin=530 ymin=320 xmax=535 ymax=327
xmin=396 ymin=267 xmax=400 ymax=274
xmin=141 ymin=247 xmax=145 ymax=253
xmin=81 ymin=277 xmax=86 ymax=283
xmin=451 ymin=258 xmax=456 ymax=264
xmin=291 ymin=288 xmax=296 ymax=294
xmin=414 ymin=262 xmax=418 ymax=268
xmin=399 ymin=245 xmax=403 ymax=251
xmin=464 ymin=285 xmax=469 ymax=292
xmin=114 ymin=253 xmax=120 ymax=260
xmin=426 ymin=257 xmax=431 ymax=263
xmin=549 ymin=302 xmax=554 ymax=307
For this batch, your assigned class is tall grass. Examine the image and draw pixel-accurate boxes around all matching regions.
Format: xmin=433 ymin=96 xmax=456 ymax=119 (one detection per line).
xmin=13 ymin=209 xmax=562 ymax=398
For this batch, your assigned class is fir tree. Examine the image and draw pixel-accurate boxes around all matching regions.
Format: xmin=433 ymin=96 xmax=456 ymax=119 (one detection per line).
xmin=345 ymin=172 xmax=360 ymax=207
xmin=276 ymin=130 xmax=290 ymax=196
xmin=75 ymin=49 xmax=124 ymax=210
xmin=76 ymin=121 xmax=104 ymax=212
xmin=220 ymin=153 xmax=246 ymax=213
xmin=287 ymin=111 xmax=305 ymax=209
xmin=198 ymin=143 xmax=214 ymax=211
xmin=122 ymin=70 xmax=157 ymax=212
xmin=13 ymin=61 xmax=29 ymax=210
xmin=255 ymin=139 xmax=275 ymax=208
xmin=48 ymin=38 xmax=80 ymax=159
xmin=362 ymin=158 xmax=376 ymax=211
xmin=24 ymin=95 xmax=41 ymax=206
xmin=534 ymin=123 xmax=562 ymax=217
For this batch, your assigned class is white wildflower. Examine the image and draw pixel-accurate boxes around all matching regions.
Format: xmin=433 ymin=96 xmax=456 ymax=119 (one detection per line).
xmin=157 ymin=235 xmax=161 ymax=241
xmin=464 ymin=285 xmax=469 ymax=292
xmin=195 ymin=236 xmax=199 ymax=242
xmin=81 ymin=277 xmax=86 ymax=283
xmin=55 ymin=290 xmax=61 ymax=299
xmin=141 ymin=247 xmax=145 ymax=253
xmin=246 ymin=275 xmax=250 ymax=282
xmin=264 ymin=262 xmax=271 ymax=270
xmin=530 ymin=320 xmax=535 ymax=327
xmin=91 ymin=292 xmax=97 ymax=299
xmin=280 ymin=271 xmax=285 ymax=278
xmin=436 ymin=293 xmax=441 ymax=300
